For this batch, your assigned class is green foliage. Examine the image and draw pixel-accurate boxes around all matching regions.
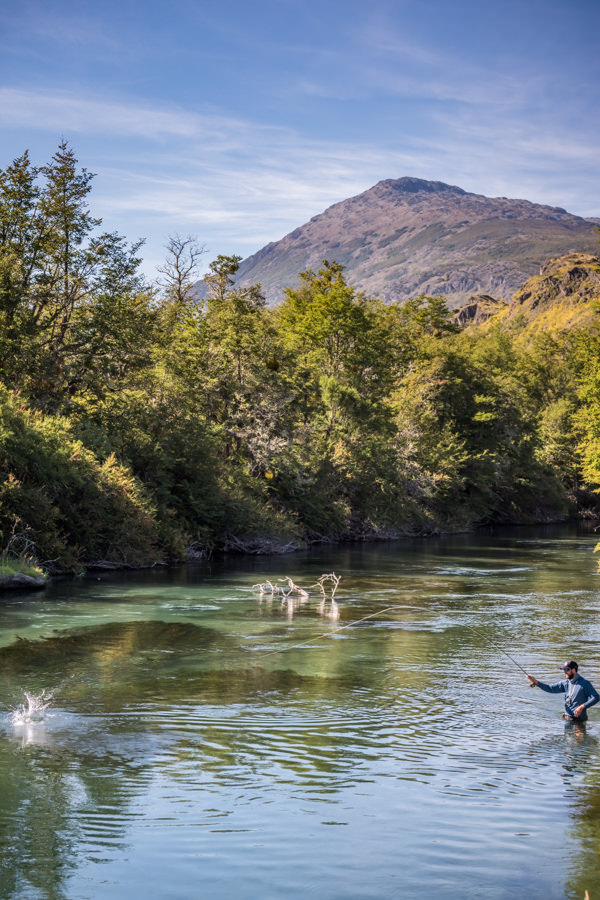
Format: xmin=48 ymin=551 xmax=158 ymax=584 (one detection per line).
xmin=0 ymin=144 xmax=598 ymax=571
xmin=0 ymin=143 xmax=155 ymax=412
xmin=271 ymin=261 xmax=401 ymax=535
xmin=0 ymin=388 xmax=160 ymax=570
xmin=574 ymin=344 xmax=600 ymax=488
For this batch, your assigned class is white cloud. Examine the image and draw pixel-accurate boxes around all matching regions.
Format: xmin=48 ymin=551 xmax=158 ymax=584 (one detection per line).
xmin=0 ymin=88 xmax=204 ymax=139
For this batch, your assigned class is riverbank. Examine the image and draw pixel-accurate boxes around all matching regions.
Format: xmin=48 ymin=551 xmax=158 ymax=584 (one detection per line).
xmin=3 ymin=501 xmax=596 ymax=593
xmin=0 ymin=559 xmax=48 ymax=591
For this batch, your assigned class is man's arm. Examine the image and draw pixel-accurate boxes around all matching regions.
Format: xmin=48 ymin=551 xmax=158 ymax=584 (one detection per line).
xmin=526 ymin=675 xmax=565 ymax=693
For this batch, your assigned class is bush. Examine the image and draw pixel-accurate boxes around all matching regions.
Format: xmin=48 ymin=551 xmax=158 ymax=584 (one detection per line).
xmin=0 ymin=390 xmax=161 ymax=570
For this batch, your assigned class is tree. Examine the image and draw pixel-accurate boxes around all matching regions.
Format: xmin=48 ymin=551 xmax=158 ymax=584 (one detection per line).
xmin=157 ymin=233 xmax=205 ymax=308
xmin=35 ymin=141 xmax=100 ymax=352
xmin=66 ymin=233 xmax=158 ymax=404
xmin=201 ymin=254 xmax=270 ymax=425
xmin=273 ymin=261 xmax=397 ymax=533
xmin=0 ymin=150 xmax=43 ymax=382
xmin=0 ymin=143 xmax=156 ymax=410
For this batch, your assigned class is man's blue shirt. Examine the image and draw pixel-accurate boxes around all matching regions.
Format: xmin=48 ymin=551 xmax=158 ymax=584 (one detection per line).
xmin=537 ymin=673 xmax=600 ymax=719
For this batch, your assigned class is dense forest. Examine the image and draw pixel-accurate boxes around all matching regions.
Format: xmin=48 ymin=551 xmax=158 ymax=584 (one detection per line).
xmin=1 ymin=143 xmax=600 ymax=574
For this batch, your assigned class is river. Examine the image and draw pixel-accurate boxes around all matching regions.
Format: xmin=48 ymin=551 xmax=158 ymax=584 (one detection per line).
xmin=1 ymin=525 xmax=599 ymax=899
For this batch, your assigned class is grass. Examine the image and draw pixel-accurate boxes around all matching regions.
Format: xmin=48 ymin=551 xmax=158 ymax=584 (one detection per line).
xmin=0 ymin=556 xmax=47 ymax=580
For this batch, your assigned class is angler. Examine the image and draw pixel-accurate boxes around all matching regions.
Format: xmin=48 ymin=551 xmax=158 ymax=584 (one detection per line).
xmin=526 ymin=661 xmax=600 ymax=722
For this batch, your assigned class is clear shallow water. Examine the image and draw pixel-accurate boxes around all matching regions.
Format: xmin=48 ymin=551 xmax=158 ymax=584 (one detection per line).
xmin=1 ymin=526 xmax=600 ymax=899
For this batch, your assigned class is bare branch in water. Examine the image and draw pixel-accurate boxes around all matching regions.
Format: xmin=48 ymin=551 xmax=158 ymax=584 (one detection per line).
xmin=253 ymin=573 xmax=340 ymax=600
xmin=254 ymin=579 xmax=278 ymax=596
xmin=253 ymin=573 xmax=341 ymax=622
xmin=316 ymin=573 xmax=341 ymax=600
xmin=281 ymin=576 xmax=310 ymax=599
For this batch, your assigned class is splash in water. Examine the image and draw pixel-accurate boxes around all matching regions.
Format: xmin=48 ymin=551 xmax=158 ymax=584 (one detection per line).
xmin=10 ymin=689 xmax=53 ymax=724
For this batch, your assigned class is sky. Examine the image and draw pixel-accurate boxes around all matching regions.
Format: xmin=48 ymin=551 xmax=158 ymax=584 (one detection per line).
xmin=1 ymin=0 xmax=599 ymax=278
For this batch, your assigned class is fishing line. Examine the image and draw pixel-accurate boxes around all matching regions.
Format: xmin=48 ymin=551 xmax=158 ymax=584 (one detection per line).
xmin=248 ymin=605 xmax=401 ymax=663
xmin=248 ymin=599 xmax=534 ymax=684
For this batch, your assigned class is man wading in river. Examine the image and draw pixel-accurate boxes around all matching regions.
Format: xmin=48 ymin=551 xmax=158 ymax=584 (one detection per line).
xmin=526 ymin=661 xmax=600 ymax=721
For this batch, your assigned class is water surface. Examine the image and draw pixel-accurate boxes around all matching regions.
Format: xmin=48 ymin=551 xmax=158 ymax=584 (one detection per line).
xmin=1 ymin=526 xmax=599 ymax=899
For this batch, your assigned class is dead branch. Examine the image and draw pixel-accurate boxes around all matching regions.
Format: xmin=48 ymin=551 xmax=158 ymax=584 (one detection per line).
xmin=315 ymin=573 xmax=341 ymax=600
xmin=253 ymin=573 xmax=340 ymax=599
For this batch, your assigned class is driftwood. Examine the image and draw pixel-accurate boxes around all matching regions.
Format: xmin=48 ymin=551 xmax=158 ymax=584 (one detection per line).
xmin=85 ymin=558 xmax=165 ymax=571
xmin=315 ymin=573 xmax=341 ymax=600
xmin=223 ymin=535 xmax=301 ymax=555
xmin=254 ymin=576 xmax=309 ymax=599
xmin=253 ymin=572 xmax=340 ymax=620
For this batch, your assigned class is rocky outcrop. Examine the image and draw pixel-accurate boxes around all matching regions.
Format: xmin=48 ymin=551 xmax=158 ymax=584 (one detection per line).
xmin=205 ymin=178 xmax=599 ymax=307
xmin=453 ymin=294 xmax=508 ymax=328
xmin=0 ymin=572 xmax=47 ymax=591
xmin=505 ymin=253 xmax=600 ymax=327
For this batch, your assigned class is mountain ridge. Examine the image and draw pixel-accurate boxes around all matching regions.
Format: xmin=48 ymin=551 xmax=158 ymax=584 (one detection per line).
xmin=212 ymin=178 xmax=599 ymax=307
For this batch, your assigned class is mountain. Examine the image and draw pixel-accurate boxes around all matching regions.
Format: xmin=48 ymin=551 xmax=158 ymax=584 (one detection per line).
xmin=221 ymin=178 xmax=599 ymax=307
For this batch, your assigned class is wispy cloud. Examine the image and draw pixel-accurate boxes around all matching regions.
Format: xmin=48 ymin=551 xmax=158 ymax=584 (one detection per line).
xmin=0 ymin=88 xmax=204 ymax=139
xmin=1 ymin=85 xmax=597 ymax=275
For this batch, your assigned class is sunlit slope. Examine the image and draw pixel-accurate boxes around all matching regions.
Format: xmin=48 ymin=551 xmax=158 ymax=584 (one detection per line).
xmin=461 ymin=253 xmax=600 ymax=335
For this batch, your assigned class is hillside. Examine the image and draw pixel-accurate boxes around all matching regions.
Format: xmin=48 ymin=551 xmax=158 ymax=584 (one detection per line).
xmin=454 ymin=253 xmax=600 ymax=333
xmin=4 ymin=144 xmax=600 ymax=576
xmin=505 ymin=252 xmax=600 ymax=331
xmin=221 ymin=178 xmax=598 ymax=307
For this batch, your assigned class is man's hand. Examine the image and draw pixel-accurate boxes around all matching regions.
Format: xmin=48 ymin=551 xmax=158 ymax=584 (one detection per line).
xmin=526 ymin=674 xmax=538 ymax=687
xmin=574 ymin=704 xmax=586 ymax=718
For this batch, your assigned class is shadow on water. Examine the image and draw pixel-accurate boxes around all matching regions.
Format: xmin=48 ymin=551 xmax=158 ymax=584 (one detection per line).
xmin=0 ymin=620 xmax=233 ymax=672
xmin=0 ymin=617 xmax=383 ymax=718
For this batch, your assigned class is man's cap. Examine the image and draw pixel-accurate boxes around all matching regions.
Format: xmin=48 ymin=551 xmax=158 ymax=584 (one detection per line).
xmin=562 ymin=661 xmax=578 ymax=671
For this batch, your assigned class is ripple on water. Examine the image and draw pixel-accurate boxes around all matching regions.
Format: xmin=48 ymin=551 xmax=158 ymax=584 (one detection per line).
xmin=161 ymin=604 xmax=222 ymax=611
xmin=1 ymin=529 xmax=600 ymax=900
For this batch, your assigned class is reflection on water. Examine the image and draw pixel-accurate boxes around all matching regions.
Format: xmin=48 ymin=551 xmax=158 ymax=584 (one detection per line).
xmin=1 ymin=525 xmax=600 ymax=899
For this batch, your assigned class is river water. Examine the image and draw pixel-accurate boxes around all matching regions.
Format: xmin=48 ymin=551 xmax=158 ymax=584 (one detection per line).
xmin=1 ymin=525 xmax=600 ymax=899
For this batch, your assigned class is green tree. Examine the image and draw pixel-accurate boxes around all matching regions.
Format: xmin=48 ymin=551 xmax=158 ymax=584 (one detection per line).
xmin=0 ymin=150 xmax=42 ymax=380
xmin=201 ymin=255 xmax=272 ymax=444
xmin=0 ymin=143 xmax=156 ymax=410
xmin=273 ymin=261 xmax=397 ymax=534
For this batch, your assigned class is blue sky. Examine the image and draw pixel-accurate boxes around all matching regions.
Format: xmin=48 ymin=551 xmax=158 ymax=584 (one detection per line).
xmin=1 ymin=0 xmax=598 ymax=276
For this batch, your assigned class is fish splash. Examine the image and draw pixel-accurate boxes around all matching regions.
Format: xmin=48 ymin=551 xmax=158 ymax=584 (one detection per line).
xmin=10 ymin=689 xmax=53 ymax=723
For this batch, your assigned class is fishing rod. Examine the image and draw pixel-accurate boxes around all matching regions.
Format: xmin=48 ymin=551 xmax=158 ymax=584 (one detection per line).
xmin=466 ymin=621 xmax=534 ymax=682
xmin=250 ymin=602 xmax=534 ymax=681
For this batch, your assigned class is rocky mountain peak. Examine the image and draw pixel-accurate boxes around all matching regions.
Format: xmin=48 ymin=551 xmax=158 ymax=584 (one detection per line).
xmin=373 ymin=177 xmax=467 ymax=197
xmin=201 ymin=179 xmax=599 ymax=307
